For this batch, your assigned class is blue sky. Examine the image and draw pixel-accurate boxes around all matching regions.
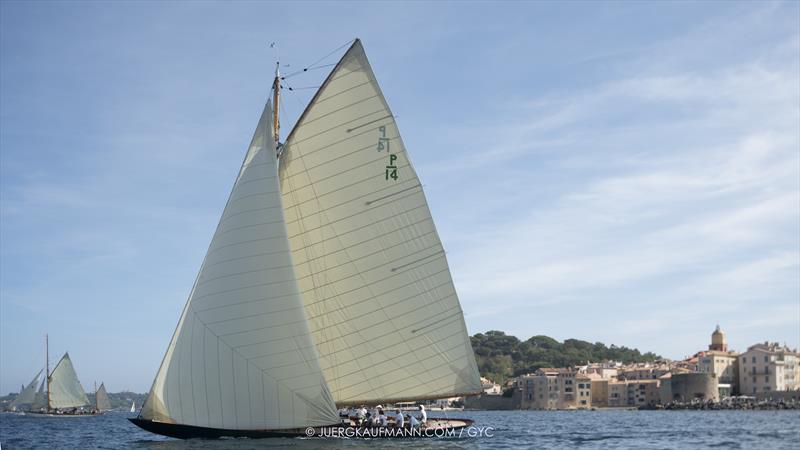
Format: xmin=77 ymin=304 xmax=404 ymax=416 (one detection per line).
xmin=1 ymin=1 xmax=798 ymax=394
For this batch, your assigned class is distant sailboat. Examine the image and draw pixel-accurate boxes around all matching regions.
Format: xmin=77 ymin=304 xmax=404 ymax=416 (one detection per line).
xmin=130 ymin=39 xmax=481 ymax=439
xmin=130 ymin=401 xmax=136 ymax=413
xmin=9 ymin=370 xmax=42 ymax=411
xmin=24 ymin=335 xmax=94 ymax=416
xmin=95 ymin=383 xmax=112 ymax=413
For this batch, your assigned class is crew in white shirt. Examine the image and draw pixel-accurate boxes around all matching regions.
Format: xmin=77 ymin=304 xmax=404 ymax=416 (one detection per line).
xmin=377 ymin=409 xmax=388 ymax=427
xmin=418 ymin=404 xmax=427 ymax=424
xmin=394 ymin=409 xmax=404 ymax=428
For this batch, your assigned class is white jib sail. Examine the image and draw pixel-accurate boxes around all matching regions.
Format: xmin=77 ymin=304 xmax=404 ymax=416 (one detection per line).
xmin=279 ymin=39 xmax=482 ymax=405
xmin=48 ymin=353 xmax=90 ymax=409
xmin=140 ymin=100 xmax=339 ymax=429
xmin=11 ymin=369 xmax=42 ymax=408
xmin=96 ymin=383 xmax=112 ymax=411
xmin=32 ymin=378 xmax=47 ymax=410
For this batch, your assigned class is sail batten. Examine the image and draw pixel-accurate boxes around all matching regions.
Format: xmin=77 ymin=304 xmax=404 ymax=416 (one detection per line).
xmin=279 ymin=39 xmax=482 ymax=404
xmin=139 ymin=100 xmax=339 ymax=430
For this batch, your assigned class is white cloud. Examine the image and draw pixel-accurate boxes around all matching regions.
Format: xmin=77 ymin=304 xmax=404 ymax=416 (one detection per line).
xmin=441 ymin=17 xmax=800 ymax=356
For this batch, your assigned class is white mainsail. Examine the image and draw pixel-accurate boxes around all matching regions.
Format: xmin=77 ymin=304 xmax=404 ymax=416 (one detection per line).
xmin=130 ymin=400 xmax=136 ymax=413
xmin=48 ymin=353 xmax=90 ymax=409
xmin=11 ymin=369 xmax=42 ymax=409
xmin=96 ymin=383 xmax=112 ymax=411
xmin=139 ymin=100 xmax=339 ymax=429
xmin=279 ymin=40 xmax=482 ymax=405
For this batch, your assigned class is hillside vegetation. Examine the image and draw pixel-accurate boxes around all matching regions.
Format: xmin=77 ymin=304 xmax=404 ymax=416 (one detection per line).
xmin=471 ymin=330 xmax=661 ymax=384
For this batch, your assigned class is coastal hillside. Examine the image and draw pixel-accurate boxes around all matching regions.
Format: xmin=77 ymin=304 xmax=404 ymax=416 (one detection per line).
xmin=471 ymin=331 xmax=661 ymax=384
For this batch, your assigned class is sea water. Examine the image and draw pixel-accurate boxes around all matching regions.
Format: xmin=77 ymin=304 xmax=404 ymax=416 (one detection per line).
xmin=1 ymin=410 xmax=798 ymax=449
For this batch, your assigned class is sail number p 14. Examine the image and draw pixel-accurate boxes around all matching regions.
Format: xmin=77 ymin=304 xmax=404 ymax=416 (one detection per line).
xmin=377 ymin=126 xmax=398 ymax=181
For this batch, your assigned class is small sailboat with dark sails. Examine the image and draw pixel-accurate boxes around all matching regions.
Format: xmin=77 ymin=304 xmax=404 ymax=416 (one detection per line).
xmin=130 ymin=39 xmax=482 ymax=439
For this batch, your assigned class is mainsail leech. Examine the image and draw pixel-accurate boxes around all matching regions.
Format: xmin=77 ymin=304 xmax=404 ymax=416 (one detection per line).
xmin=279 ymin=39 xmax=482 ymax=406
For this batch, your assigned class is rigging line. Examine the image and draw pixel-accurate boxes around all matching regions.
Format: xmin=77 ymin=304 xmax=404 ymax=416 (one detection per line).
xmin=282 ymin=84 xmax=322 ymax=91
xmin=278 ymin=78 xmax=312 ymax=123
xmin=281 ymin=38 xmax=355 ymax=80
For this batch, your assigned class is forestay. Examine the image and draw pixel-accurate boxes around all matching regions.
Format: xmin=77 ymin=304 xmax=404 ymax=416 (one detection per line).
xmin=139 ymin=101 xmax=339 ymax=429
xmin=279 ymin=40 xmax=482 ymax=405
xmin=48 ymin=353 xmax=90 ymax=409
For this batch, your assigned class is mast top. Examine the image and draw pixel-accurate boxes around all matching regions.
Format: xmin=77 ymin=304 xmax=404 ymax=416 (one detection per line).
xmin=271 ymin=42 xmax=280 ymax=145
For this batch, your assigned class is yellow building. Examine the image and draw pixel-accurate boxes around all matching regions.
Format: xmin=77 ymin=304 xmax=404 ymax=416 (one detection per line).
xmin=697 ymin=326 xmax=739 ymax=396
xmin=739 ymin=342 xmax=800 ymax=394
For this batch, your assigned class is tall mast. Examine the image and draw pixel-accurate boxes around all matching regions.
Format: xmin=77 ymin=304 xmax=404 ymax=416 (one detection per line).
xmin=46 ymin=334 xmax=50 ymax=412
xmin=272 ymin=61 xmax=280 ymax=144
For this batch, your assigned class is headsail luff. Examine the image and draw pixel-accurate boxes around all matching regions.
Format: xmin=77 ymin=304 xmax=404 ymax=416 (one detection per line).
xmin=139 ymin=100 xmax=339 ymax=430
xmin=11 ymin=369 xmax=42 ymax=408
xmin=48 ymin=353 xmax=90 ymax=409
xmin=279 ymin=39 xmax=483 ymax=405
xmin=96 ymin=382 xmax=112 ymax=411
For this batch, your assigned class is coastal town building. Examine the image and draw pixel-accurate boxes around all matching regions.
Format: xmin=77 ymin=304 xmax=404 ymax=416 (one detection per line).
xmin=496 ymin=325 xmax=797 ymax=411
xmin=625 ymin=380 xmax=660 ymax=407
xmin=665 ymin=372 xmax=720 ymax=402
xmin=738 ymin=342 xmax=800 ymax=394
xmin=618 ymin=364 xmax=670 ymax=381
xmin=608 ymin=380 xmax=628 ymax=407
xmin=517 ymin=369 xmax=592 ymax=410
xmin=480 ymin=377 xmax=502 ymax=395
xmin=696 ymin=326 xmax=739 ymax=396
xmin=590 ymin=377 xmax=610 ymax=407
xmin=576 ymin=375 xmax=592 ymax=408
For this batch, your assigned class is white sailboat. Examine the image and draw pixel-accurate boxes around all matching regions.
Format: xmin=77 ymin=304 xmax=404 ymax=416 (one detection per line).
xmin=9 ymin=370 xmax=42 ymax=412
xmin=130 ymin=39 xmax=481 ymax=439
xmin=130 ymin=401 xmax=136 ymax=413
xmin=24 ymin=335 xmax=94 ymax=416
xmin=94 ymin=382 xmax=112 ymax=413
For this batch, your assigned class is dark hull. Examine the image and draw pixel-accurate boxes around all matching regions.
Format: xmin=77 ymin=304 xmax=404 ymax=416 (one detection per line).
xmin=25 ymin=411 xmax=99 ymax=418
xmin=129 ymin=417 xmax=474 ymax=439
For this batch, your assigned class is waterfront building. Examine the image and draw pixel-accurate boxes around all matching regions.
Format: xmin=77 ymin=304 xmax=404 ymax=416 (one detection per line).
xmin=516 ymin=369 xmax=592 ymax=410
xmin=576 ymin=375 xmax=592 ymax=408
xmin=480 ymin=377 xmax=502 ymax=395
xmin=590 ymin=379 xmax=609 ymax=407
xmin=608 ymin=380 xmax=628 ymax=407
xmin=738 ymin=342 xmax=800 ymax=394
xmin=518 ymin=370 xmax=557 ymax=410
xmin=667 ymin=372 xmax=719 ymax=402
xmin=697 ymin=326 xmax=740 ymax=396
xmin=583 ymin=362 xmax=620 ymax=380
xmin=618 ymin=364 xmax=670 ymax=381
xmin=555 ymin=369 xmax=577 ymax=409
xmin=625 ymin=380 xmax=660 ymax=407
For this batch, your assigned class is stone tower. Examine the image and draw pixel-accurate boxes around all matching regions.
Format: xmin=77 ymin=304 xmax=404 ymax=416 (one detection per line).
xmin=709 ymin=324 xmax=727 ymax=352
